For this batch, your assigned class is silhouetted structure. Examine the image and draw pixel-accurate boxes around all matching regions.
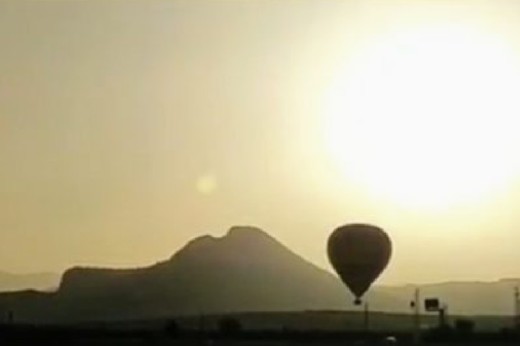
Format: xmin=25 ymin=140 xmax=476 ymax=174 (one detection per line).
xmin=514 ymin=286 xmax=520 ymax=331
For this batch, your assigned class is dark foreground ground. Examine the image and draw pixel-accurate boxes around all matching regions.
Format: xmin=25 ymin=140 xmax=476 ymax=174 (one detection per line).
xmin=0 ymin=310 xmax=518 ymax=345
xmin=0 ymin=340 xmax=517 ymax=346
xmin=0 ymin=328 xmax=518 ymax=346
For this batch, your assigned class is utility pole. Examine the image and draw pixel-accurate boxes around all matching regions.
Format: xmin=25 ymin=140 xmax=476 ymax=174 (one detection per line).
xmin=411 ymin=288 xmax=421 ymax=344
xmin=363 ymin=302 xmax=370 ymax=332
xmin=438 ymin=304 xmax=448 ymax=328
xmin=514 ymin=287 xmax=520 ymax=331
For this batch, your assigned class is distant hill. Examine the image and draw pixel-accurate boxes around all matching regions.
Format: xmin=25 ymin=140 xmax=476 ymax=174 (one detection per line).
xmin=0 ymin=271 xmax=59 ymax=292
xmin=376 ymin=279 xmax=520 ymax=316
xmin=53 ymin=226 xmax=354 ymax=321
xmin=1 ymin=226 xmax=399 ymax=323
xmin=0 ymin=226 xmax=517 ymax=324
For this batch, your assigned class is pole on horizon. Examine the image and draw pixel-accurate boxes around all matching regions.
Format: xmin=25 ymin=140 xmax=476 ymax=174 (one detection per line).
xmin=363 ymin=301 xmax=370 ymax=333
xmin=438 ymin=304 xmax=448 ymax=328
xmin=411 ymin=288 xmax=420 ymax=344
xmin=514 ymin=287 xmax=520 ymax=331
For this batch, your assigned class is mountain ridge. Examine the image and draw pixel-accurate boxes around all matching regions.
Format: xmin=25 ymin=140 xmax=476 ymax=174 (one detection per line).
xmin=0 ymin=226 xmax=518 ymax=323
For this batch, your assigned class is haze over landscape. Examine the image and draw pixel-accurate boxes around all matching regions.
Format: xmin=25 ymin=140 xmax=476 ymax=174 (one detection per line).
xmin=3 ymin=0 xmax=520 ymax=294
xmin=0 ymin=226 xmax=518 ymax=326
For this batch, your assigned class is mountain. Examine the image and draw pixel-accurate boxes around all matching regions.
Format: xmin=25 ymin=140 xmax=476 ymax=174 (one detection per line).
xmin=0 ymin=272 xmax=59 ymax=292
xmin=0 ymin=226 xmax=401 ymax=323
xmin=0 ymin=226 xmax=517 ymax=325
xmin=54 ymin=226 xmax=350 ymax=321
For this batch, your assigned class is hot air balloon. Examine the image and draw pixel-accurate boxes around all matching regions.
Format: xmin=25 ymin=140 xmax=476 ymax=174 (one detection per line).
xmin=327 ymin=223 xmax=392 ymax=305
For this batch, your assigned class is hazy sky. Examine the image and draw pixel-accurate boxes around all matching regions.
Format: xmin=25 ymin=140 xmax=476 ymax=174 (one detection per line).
xmin=2 ymin=0 xmax=520 ymax=285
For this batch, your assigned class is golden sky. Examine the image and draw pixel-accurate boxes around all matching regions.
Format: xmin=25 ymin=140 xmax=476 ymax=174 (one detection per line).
xmin=2 ymin=0 xmax=520 ymax=285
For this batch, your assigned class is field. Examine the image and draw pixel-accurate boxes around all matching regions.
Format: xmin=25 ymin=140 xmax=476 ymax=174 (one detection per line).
xmin=0 ymin=310 xmax=518 ymax=345
xmin=0 ymin=338 xmax=517 ymax=346
xmin=107 ymin=310 xmax=513 ymax=333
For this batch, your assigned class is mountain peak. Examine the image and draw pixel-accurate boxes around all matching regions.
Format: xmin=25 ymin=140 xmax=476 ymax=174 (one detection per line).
xmin=227 ymin=225 xmax=266 ymax=236
xmin=169 ymin=225 xmax=282 ymax=266
xmin=225 ymin=225 xmax=275 ymax=242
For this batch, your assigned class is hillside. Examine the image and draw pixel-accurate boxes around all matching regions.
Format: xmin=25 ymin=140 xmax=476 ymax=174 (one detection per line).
xmin=377 ymin=279 xmax=520 ymax=316
xmin=53 ymin=226 xmax=351 ymax=321
xmin=0 ymin=226 xmax=517 ymax=324
xmin=0 ymin=226 xmax=401 ymax=323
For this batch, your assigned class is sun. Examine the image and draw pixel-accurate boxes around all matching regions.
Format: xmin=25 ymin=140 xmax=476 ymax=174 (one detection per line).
xmin=323 ymin=24 xmax=520 ymax=211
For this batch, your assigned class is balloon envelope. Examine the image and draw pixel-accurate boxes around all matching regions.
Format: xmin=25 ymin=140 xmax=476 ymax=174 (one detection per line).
xmin=327 ymin=223 xmax=392 ymax=303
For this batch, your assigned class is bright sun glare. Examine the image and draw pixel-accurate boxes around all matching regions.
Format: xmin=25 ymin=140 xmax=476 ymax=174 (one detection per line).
xmin=324 ymin=25 xmax=520 ymax=211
